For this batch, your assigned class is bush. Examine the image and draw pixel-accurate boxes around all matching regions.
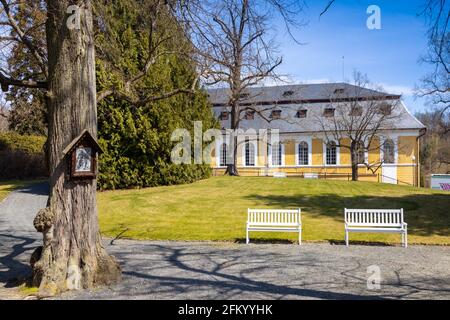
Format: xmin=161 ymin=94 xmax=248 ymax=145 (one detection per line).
xmin=0 ymin=132 xmax=47 ymax=180
xmin=0 ymin=132 xmax=46 ymax=154
xmin=97 ymin=96 xmax=215 ymax=190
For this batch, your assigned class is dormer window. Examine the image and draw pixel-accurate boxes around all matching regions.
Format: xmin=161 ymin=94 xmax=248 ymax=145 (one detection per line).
xmin=239 ymin=93 xmax=250 ymax=100
xmin=323 ymin=108 xmax=335 ymax=117
xmin=244 ymin=110 xmax=255 ymax=120
xmin=379 ymin=103 xmax=392 ymax=116
xmin=270 ymin=110 xmax=282 ymax=119
xmin=219 ymin=111 xmax=229 ymax=120
xmin=334 ymin=88 xmax=345 ymax=94
xmin=349 ymin=106 xmax=363 ymax=116
xmin=296 ymin=109 xmax=307 ymax=118
xmin=283 ymin=90 xmax=295 ymax=97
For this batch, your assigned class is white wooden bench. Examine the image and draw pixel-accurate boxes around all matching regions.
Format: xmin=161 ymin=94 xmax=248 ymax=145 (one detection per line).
xmin=272 ymin=172 xmax=287 ymax=178
xmin=246 ymin=209 xmax=302 ymax=245
xmin=345 ymin=208 xmax=408 ymax=247
xmin=304 ymin=173 xmax=319 ymax=179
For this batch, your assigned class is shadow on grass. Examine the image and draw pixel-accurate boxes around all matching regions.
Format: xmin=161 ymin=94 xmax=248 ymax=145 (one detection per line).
xmin=245 ymin=193 xmax=450 ymax=238
xmin=233 ymin=238 xmax=401 ymax=246
xmin=233 ymin=238 xmax=295 ymax=244
xmin=327 ymin=240 xmax=398 ymax=247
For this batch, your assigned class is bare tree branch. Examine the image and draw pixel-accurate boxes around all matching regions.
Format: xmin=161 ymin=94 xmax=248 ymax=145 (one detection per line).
xmin=176 ymin=0 xmax=305 ymax=175
xmin=312 ymin=72 xmax=403 ymax=181
xmin=319 ymin=0 xmax=336 ymax=17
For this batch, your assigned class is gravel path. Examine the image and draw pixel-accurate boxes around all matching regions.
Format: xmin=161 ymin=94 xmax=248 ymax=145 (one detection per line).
xmin=0 ymin=183 xmax=47 ymax=299
xmin=1 ymin=182 xmax=450 ymax=300
xmin=61 ymin=240 xmax=450 ymax=300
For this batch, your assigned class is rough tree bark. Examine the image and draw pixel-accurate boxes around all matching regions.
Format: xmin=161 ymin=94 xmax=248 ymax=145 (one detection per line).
xmin=31 ymin=0 xmax=121 ymax=296
xmin=350 ymin=142 xmax=359 ymax=181
xmin=226 ymin=99 xmax=240 ymax=176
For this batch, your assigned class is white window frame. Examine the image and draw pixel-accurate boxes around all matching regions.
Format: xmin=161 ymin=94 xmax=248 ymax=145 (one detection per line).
xmin=242 ymin=140 xmax=258 ymax=167
xmin=323 ymin=140 xmax=340 ymax=166
xmin=295 ymin=138 xmax=312 ymax=166
xmin=215 ymin=138 xmax=228 ymax=168
xmin=219 ymin=142 xmax=228 ymax=167
xmin=268 ymin=142 xmax=285 ymax=167
xmin=380 ymin=136 xmax=398 ymax=165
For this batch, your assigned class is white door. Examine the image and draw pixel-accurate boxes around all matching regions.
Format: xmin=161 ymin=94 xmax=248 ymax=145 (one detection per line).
xmin=382 ymin=165 xmax=397 ymax=184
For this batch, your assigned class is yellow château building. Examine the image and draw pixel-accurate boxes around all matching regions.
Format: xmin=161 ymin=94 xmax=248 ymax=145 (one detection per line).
xmin=208 ymin=83 xmax=426 ymax=186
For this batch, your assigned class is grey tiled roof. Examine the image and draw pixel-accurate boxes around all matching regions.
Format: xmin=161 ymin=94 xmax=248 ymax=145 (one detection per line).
xmin=207 ymin=83 xmax=399 ymax=105
xmin=208 ymin=83 xmax=426 ymax=132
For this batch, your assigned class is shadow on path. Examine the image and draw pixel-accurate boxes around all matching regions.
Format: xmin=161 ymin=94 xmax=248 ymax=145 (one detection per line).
xmin=118 ymin=244 xmax=387 ymax=300
xmin=0 ymin=233 xmax=37 ymax=287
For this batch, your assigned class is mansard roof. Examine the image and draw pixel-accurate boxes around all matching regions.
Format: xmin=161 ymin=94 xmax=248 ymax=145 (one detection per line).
xmin=208 ymin=83 xmax=401 ymax=106
xmin=208 ymin=83 xmax=425 ymax=132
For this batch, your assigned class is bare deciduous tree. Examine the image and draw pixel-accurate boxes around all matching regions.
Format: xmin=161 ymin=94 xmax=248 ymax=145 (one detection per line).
xmin=314 ymin=73 xmax=401 ymax=181
xmin=177 ymin=0 xmax=305 ymax=175
xmin=93 ymin=0 xmax=199 ymax=105
xmin=417 ymin=110 xmax=450 ymax=184
xmin=417 ymin=0 xmax=449 ymax=127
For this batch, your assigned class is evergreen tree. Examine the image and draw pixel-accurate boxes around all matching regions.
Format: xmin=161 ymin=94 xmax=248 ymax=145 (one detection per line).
xmin=94 ymin=0 xmax=217 ymax=190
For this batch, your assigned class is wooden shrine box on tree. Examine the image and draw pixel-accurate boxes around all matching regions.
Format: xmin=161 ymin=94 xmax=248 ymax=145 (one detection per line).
xmin=63 ymin=129 xmax=102 ymax=180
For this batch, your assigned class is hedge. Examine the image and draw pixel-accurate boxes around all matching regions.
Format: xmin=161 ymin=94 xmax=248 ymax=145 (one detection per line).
xmin=0 ymin=132 xmax=47 ymax=180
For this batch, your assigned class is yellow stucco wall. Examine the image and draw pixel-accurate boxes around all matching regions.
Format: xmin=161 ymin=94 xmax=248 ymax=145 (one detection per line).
xmin=285 ymin=141 xmax=296 ymax=166
xmin=368 ymin=137 xmax=380 ymax=164
xmin=339 ymin=138 xmax=351 ymax=165
xmin=398 ymin=136 xmax=417 ymax=164
xmin=312 ymin=139 xmax=323 ymax=165
xmin=397 ymin=166 xmax=415 ymax=186
xmin=211 ymin=135 xmax=419 ymax=186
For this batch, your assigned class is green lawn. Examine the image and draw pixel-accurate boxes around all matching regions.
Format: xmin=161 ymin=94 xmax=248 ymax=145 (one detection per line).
xmin=98 ymin=176 xmax=450 ymax=245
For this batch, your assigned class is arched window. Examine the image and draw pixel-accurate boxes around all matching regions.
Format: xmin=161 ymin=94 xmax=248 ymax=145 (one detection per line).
xmin=245 ymin=140 xmax=256 ymax=166
xmin=298 ymin=142 xmax=309 ymax=165
xmin=326 ymin=141 xmax=337 ymax=165
xmin=220 ymin=143 xmax=227 ymax=167
xmin=356 ymin=141 xmax=365 ymax=164
xmin=383 ymin=139 xmax=395 ymax=164
xmin=271 ymin=143 xmax=283 ymax=166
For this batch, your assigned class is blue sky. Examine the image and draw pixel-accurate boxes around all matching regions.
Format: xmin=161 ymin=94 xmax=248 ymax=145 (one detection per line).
xmin=271 ymin=0 xmax=433 ymax=113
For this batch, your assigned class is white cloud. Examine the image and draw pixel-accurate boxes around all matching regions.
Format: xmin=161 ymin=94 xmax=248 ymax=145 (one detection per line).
xmin=377 ymin=84 xmax=414 ymax=96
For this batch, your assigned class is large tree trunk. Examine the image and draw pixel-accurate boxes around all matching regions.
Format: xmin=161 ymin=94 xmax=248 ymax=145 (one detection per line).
xmin=226 ymin=99 xmax=240 ymax=176
xmin=350 ymin=143 xmax=359 ymax=182
xmin=31 ymin=0 xmax=121 ymax=297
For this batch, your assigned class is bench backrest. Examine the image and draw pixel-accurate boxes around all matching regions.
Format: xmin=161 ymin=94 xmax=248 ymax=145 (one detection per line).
xmin=248 ymin=209 xmax=301 ymax=225
xmin=345 ymin=208 xmax=404 ymax=227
